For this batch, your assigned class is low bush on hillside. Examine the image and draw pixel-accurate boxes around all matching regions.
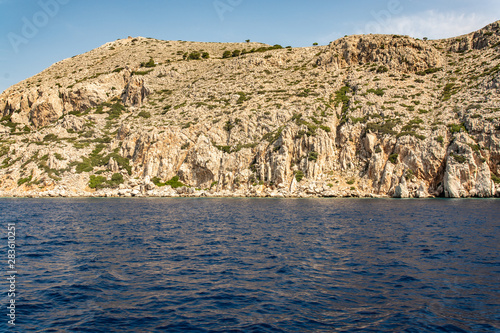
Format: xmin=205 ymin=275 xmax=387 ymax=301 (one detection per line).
xmin=88 ymin=173 xmax=124 ymax=189
xmin=389 ymin=153 xmax=399 ymax=164
xmin=295 ymin=170 xmax=305 ymax=182
xmin=151 ymin=176 xmax=186 ymax=188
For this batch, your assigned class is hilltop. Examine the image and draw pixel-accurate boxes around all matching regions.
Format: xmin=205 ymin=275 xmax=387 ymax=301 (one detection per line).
xmin=0 ymin=21 xmax=499 ymax=198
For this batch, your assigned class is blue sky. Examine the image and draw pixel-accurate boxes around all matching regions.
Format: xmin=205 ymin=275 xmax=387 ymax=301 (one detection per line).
xmin=0 ymin=0 xmax=498 ymax=93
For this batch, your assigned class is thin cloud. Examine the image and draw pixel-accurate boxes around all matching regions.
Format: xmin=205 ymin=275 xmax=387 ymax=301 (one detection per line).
xmin=358 ymin=11 xmax=498 ymax=39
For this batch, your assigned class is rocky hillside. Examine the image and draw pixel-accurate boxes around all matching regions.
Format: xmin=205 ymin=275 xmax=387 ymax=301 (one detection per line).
xmin=1 ymin=22 xmax=500 ymax=198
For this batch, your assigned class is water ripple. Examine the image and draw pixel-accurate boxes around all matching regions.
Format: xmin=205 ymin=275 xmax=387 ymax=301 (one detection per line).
xmin=0 ymin=198 xmax=498 ymax=332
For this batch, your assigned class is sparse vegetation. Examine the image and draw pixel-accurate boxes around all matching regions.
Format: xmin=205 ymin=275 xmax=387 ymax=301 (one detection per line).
xmin=366 ymin=121 xmax=398 ymax=136
xmin=367 ymin=88 xmax=385 ymax=96
xmin=442 ymin=83 xmax=457 ymax=101
xmin=89 ymin=173 xmax=124 ymax=189
xmin=187 ymin=51 xmax=201 ymax=60
xmin=1 ymin=26 xmax=499 ymax=198
xmin=308 ymin=151 xmax=319 ymax=161
xmin=492 ymin=174 xmax=500 ymax=184
xmin=389 ymin=153 xmax=399 ymax=164
xmin=141 ymin=58 xmax=156 ymax=68
xmin=416 ymin=67 xmax=441 ymax=76
xmin=449 ymin=123 xmax=467 ymax=134
xmin=138 ymin=111 xmax=151 ymax=119
xmin=450 ymin=153 xmax=466 ymax=163
xmin=376 ymin=66 xmax=389 ymax=73
xmin=295 ymin=170 xmax=305 ymax=182
xmin=152 ymin=176 xmax=186 ymax=188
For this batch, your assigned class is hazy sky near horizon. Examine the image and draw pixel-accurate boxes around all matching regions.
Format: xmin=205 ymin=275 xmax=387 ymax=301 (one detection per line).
xmin=0 ymin=0 xmax=498 ymax=93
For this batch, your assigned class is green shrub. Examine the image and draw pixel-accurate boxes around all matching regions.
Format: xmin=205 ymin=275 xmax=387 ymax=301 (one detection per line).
xmin=75 ymin=160 xmax=93 ymax=173
xmin=492 ymin=174 xmax=500 ymax=184
xmin=223 ymin=120 xmax=235 ymax=132
xmin=138 ymin=111 xmax=151 ymax=119
xmin=232 ymin=50 xmax=241 ymax=57
xmin=108 ymin=173 xmax=124 ymax=187
xmin=142 ymin=58 xmax=156 ymax=68
xmin=346 ymin=178 xmax=355 ymax=185
xmin=334 ymin=86 xmax=350 ymax=114
xmin=367 ymin=88 xmax=385 ymax=96
xmin=436 ymin=136 xmax=444 ymax=144
xmin=351 ymin=116 xmax=368 ymax=124
xmin=165 ymin=176 xmax=186 ymax=188
xmin=17 ymin=175 xmax=32 ymax=186
xmin=72 ymin=147 xmax=131 ymax=175
xmin=449 ymin=123 xmax=467 ymax=134
xmin=222 ymin=50 xmax=231 ymax=58
xmin=52 ymin=153 xmax=64 ymax=161
xmin=376 ymin=66 xmax=389 ymax=73
xmin=89 ymin=175 xmax=107 ymax=189
xmin=308 ymin=151 xmax=319 ymax=161
xmin=297 ymin=89 xmax=311 ymax=97
xmin=106 ymin=154 xmax=132 ymax=175
xmin=188 ymin=51 xmax=201 ymax=60
xmin=416 ymin=67 xmax=441 ymax=76
xmin=133 ymin=69 xmax=153 ymax=76
xmin=202 ymin=52 xmax=209 ymax=59
xmin=295 ymin=170 xmax=305 ymax=182
xmin=262 ymin=126 xmax=284 ymax=144
xmin=152 ymin=176 xmax=186 ymax=188
xmin=236 ymin=92 xmax=250 ymax=104
xmin=366 ymin=121 xmax=398 ymax=135
xmin=320 ymin=125 xmax=331 ymax=133
xmin=450 ymin=153 xmax=466 ymax=163
xmin=389 ymin=153 xmax=399 ymax=164
xmin=43 ymin=134 xmax=59 ymax=142
xmin=405 ymin=169 xmax=415 ymax=181
xmin=468 ymin=143 xmax=480 ymax=152
xmin=233 ymin=142 xmax=258 ymax=153
xmin=442 ymin=83 xmax=456 ymax=101
xmin=107 ymin=102 xmax=125 ymax=120
xmin=214 ymin=144 xmax=231 ymax=153
xmin=0 ymin=146 xmax=9 ymax=158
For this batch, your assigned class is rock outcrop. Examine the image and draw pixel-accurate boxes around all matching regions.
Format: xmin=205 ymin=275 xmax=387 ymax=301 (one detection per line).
xmin=0 ymin=22 xmax=499 ymax=198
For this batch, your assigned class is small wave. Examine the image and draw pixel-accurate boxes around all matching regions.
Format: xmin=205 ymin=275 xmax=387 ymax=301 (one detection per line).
xmin=397 ymin=275 xmax=420 ymax=282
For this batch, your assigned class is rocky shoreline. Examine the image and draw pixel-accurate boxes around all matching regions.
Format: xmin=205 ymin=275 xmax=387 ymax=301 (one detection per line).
xmin=3 ymin=179 xmax=500 ymax=198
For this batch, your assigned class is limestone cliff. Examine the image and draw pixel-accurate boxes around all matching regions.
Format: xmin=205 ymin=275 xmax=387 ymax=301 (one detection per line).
xmin=0 ymin=23 xmax=499 ymax=198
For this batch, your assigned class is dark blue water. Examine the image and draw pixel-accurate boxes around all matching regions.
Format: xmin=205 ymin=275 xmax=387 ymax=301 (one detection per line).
xmin=0 ymin=199 xmax=499 ymax=332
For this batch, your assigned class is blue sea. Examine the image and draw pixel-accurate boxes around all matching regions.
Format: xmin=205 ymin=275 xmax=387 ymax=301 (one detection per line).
xmin=0 ymin=198 xmax=499 ymax=332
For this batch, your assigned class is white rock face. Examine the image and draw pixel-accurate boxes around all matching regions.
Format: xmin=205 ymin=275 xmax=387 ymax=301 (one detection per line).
xmin=0 ymin=24 xmax=499 ymax=197
xmin=394 ymin=178 xmax=410 ymax=198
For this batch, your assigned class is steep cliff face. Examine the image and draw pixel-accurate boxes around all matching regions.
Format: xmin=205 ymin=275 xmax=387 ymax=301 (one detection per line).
xmin=317 ymin=34 xmax=443 ymax=73
xmin=0 ymin=23 xmax=499 ymax=198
